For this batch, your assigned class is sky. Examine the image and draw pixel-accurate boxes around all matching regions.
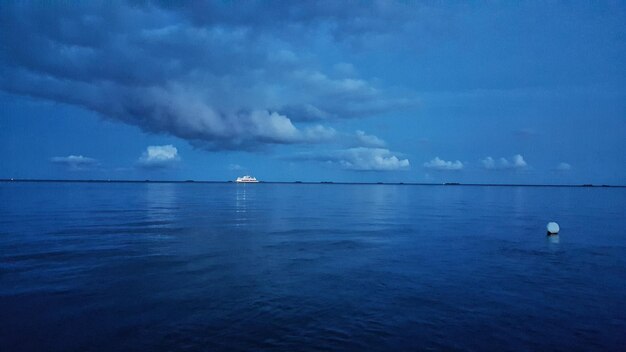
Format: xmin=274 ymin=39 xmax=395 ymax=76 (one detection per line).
xmin=0 ymin=1 xmax=625 ymax=184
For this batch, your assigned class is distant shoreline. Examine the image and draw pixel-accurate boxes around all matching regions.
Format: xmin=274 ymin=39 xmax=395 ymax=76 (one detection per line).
xmin=0 ymin=179 xmax=624 ymax=188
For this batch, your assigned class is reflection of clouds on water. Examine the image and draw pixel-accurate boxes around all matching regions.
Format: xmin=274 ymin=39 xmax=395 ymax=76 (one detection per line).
xmin=347 ymin=185 xmax=407 ymax=231
xmin=358 ymin=185 xmax=397 ymax=214
xmin=512 ymin=186 xmax=526 ymax=217
xmin=143 ymin=183 xmax=179 ymax=226
xmin=144 ymin=183 xmax=177 ymax=209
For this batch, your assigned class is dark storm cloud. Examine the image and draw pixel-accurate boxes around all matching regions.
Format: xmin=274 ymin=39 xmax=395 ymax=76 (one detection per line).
xmin=149 ymin=0 xmax=417 ymax=37
xmin=0 ymin=1 xmax=415 ymax=151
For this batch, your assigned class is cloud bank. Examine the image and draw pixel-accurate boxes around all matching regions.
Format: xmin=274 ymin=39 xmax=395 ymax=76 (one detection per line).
xmin=0 ymin=1 xmax=414 ymax=152
xmin=291 ymin=148 xmax=409 ymax=171
xmin=423 ymin=157 xmax=463 ymax=171
xmin=50 ymin=155 xmax=98 ymax=170
xmin=481 ymin=154 xmax=528 ymax=170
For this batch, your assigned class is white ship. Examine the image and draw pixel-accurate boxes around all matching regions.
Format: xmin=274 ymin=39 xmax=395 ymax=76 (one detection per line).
xmin=236 ymin=175 xmax=259 ymax=183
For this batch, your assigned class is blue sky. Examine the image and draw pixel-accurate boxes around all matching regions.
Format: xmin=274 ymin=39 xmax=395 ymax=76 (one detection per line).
xmin=1 ymin=1 xmax=624 ymax=184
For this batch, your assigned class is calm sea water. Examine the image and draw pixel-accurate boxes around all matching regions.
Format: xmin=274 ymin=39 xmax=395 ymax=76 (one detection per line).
xmin=1 ymin=182 xmax=625 ymax=351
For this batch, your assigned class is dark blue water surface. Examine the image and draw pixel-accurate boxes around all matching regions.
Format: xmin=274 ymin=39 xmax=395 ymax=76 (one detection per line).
xmin=1 ymin=182 xmax=625 ymax=351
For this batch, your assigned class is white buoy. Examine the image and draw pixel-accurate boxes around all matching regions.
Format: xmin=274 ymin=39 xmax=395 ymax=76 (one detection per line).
xmin=546 ymin=222 xmax=560 ymax=235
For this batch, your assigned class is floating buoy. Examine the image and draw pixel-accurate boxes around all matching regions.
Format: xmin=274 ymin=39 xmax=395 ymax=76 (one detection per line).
xmin=546 ymin=222 xmax=560 ymax=235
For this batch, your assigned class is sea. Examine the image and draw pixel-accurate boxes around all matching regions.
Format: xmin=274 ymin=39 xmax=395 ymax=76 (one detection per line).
xmin=0 ymin=182 xmax=625 ymax=351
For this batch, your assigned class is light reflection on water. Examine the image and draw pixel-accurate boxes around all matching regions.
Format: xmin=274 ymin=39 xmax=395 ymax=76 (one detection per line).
xmin=0 ymin=183 xmax=625 ymax=351
xmin=548 ymin=234 xmax=560 ymax=244
xmin=235 ymin=185 xmax=248 ymax=226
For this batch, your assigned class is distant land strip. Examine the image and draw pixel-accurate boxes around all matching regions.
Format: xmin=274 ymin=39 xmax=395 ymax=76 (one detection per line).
xmin=0 ymin=179 xmax=624 ymax=188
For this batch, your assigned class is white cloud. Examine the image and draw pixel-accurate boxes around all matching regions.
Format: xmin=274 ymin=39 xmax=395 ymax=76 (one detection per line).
xmin=513 ymin=154 xmax=527 ymax=168
xmin=556 ymin=162 xmax=571 ymax=171
xmin=337 ymin=148 xmax=410 ymax=171
xmin=277 ymin=104 xmax=332 ymax=121
xmin=292 ymin=147 xmax=409 ymax=171
xmin=50 ymin=155 xmax=97 ymax=170
xmin=138 ymin=145 xmax=180 ymax=169
xmin=247 ymin=110 xmax=300 ymax=143
xmin=304 ymin=125 xmax=337 ymax=142
xmin=353 ymin=130 xmax=386 ymax=148
xmin=423 ymin=157 xmax=463 ymax=171
xmin=481 ymin=157 xmax=496 ymax=169
xmin=302 ymin=128 xmax=386 ymax=148
xmin=481 ymin=154 xmax=528 ymax=170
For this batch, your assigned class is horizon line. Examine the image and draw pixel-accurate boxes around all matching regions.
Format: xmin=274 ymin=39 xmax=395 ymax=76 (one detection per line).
xmin=0 ymin=179 xmax=624 ymax=188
